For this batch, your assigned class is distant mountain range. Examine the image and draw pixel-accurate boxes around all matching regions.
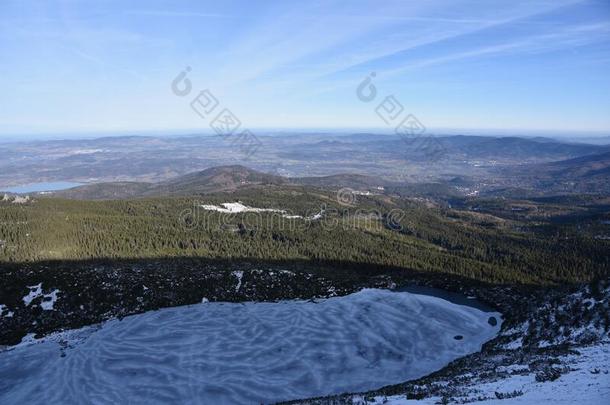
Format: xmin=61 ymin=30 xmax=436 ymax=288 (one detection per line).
xmin=48 ymin=149 xmax=610 ymax=200
xmin=1 ymin=134 xmax=609 ymax=196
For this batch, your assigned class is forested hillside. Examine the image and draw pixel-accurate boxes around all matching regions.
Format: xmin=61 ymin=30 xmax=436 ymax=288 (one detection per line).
xmin=1 ymin=187 xmax=607 ymax=285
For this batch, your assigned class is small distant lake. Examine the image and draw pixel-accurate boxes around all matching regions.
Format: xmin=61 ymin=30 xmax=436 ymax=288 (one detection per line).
xmin=1 ymin=181 xmax=83 ymax=194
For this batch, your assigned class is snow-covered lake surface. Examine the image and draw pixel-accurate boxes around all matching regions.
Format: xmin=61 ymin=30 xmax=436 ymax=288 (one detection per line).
xmin=0 ymin=289 xmax=501 ymax=404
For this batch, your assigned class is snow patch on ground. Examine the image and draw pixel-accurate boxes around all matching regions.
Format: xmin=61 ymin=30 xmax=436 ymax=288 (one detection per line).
xmin=40 ymin=289 xmax=60 ymax=310
xmin=11 ymin=195 xmax=30 ymax=204
xmin=309 ymin=210 xmax=324 ymax=220
xmin=365 ymin=395 xmax=440 ymax=404
xmin=22 ymin=283 xmax=43 ymax=306
xmin=201 ymin=202 xmax=282 ymax=214
xmin=0 ymin=289 xmax=501 ymax=405
xmin=21 ymin=283 xmax=60 ymax=310
xmin=356 ymin=344 xmax=610 ymax=405
xmin=232 ymin=270 xmax=244 ymax=292
xmin=470 ymin=344 xmax=610 ymax=404
xmin=200 ymin=202 xmax=324 ymax=220
xmin=0 ymin=304 xmax=13 ymax=318
xmin=502 ymin=337 xmax=523 ymax=350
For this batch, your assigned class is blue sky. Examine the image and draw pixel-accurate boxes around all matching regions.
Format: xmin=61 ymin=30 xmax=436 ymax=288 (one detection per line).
xmin=1 ymin=0 xmax=609 ymax=138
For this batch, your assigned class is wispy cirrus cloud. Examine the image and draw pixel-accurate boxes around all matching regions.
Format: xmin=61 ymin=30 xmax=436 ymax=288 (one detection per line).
xmin=378 ymin=22 xmax=610 ymax=77
xmin=204 ymin=0 xmax=585 ymax=90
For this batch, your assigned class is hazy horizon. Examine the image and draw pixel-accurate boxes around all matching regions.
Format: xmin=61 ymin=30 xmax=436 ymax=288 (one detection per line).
xmin=2 ymin=126 xmax=610 ymax=144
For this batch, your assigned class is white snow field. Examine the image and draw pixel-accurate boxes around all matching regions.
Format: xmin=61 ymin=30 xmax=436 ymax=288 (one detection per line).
xmin=365 ymin=344 xmax=610 ymax=405
xmin=200 ymin=202 xmax=324 ymax=220
xmin=0 ymin=289 xmax=501 ymax=405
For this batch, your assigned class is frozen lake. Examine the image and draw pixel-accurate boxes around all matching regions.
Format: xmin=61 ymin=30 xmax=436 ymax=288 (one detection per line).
xmin=0 ymin=289 xmax=501 ymax=404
